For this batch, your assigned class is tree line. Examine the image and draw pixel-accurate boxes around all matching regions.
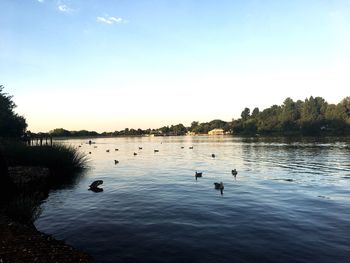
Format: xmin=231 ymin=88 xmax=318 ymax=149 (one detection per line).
xmin=1 ymin=85 xmax=349 ymax=138
xmin=47 ymin=95 xmax=350 ymax=137
xmin=232 ymin=96 xmax=350 ymax=136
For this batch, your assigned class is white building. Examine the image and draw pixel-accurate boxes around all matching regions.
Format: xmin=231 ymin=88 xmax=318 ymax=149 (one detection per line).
xmin=208 ymin=129 xmax=224 ymax=135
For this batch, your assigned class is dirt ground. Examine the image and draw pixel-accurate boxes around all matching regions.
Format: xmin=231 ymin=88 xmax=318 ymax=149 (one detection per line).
xmin=0 ymin=217 xmax=93 ymax=263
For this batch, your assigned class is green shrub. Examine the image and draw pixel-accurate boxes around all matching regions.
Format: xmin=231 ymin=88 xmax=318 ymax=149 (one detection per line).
xmin=0 ymin=140 xmax=89 ymax=173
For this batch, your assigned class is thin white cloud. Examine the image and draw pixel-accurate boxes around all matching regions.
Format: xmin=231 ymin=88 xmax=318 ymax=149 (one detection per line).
xmin=97 ymin=15 xmax=126 ymax=25
xmin=58 ymin=4 xmax=72 ymax=13
xmin=37 ymin=0 xmax=44 ymax=3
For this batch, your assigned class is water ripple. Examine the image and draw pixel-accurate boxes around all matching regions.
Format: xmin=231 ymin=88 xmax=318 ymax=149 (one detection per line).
xmin=35 ymin=136 xmax=350 ymax=262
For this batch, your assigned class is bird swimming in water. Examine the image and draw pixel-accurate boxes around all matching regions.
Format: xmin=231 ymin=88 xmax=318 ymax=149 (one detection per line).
xmin=154 ymin=149 xmax=159 ymax=153
xmin=181 ymin=146 xmax=184 ymax=149
xmin=214 ymin=182 xmax=224 ymax=195
xmin=133 ymin=152 xmax=137 ymax=156
xmin=89 ymin=180 xmax=103 ymax=192
xmin=114 ymin=160 xmax=119 ymax=165
xmin=189 ymin=146 xmax=193 ymax=149
xmin=195 ymin=171 xmax=202 ymax=180
xmin=232 ymin=169 xmax=238 ymax=177
xmin=139 ymin=147 xmax=143 ymax=150
xmin=106 ymin=150 xmax=110 ymax=153
xmin=115 ymin=148 xmax=119 ymax=151
xmin=88 ymin=152 xmax=91 ymax=154
xmin=212 ymin=154 xmax=216 ymax=158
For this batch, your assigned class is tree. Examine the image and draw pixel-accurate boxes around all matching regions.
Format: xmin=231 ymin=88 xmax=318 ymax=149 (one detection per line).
xmin=49 ymin=128 xmax=71 ymax=137
xmin=251 ymin=107 xmax=260 ymax=119
xmin=300 ymin=96 xmax=327 ymax=135
xmin=337 ymin=97 xmax=350 ymax=121
xmin=209 ymin=119 xmax=228 ymax=131
xmin=280 ymin=98 xmax=299 ymax=132
xmin=0 ymin=85 xmax=27 ymax=137
xmin=241 ymin=108 xmax=250 ymax=121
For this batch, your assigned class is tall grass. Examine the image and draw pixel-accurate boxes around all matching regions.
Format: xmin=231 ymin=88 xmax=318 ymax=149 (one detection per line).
xmin=1 ymin=140 xmax=89 ymax=173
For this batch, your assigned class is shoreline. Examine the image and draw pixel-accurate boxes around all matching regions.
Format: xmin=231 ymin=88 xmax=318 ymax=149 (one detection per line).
xmin=0 ymin=215 xmax=93 ymax=262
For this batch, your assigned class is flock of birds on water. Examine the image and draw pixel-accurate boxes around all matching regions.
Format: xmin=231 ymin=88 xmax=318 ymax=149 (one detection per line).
xmin=84 ymin=140 xmax=238 ymax=195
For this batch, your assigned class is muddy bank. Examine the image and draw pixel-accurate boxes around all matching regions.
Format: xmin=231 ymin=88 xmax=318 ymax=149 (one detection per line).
xmin=0 ymin=164 xmax=94 ymax=262
xmin=0 ymin=216 xmax=93 ymax=263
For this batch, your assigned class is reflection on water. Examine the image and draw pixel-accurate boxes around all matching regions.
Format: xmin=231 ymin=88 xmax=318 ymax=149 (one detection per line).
xmin=0 ymin=170 xmax=86 ymax=227
xmin=35 ymin=136 xmax=350 ymax=263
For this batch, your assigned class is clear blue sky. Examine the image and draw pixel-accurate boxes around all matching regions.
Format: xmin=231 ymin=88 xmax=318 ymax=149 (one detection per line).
xmin=1 ymin=0 xmax=349 ymax=132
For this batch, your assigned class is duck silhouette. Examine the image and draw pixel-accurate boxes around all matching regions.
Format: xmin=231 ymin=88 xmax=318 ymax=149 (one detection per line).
xmin=232 ymin=169 xmax=238 ymax=177
xmin=114 ymin=160 xmax=119 ymax=165
xmin=89 ymin=180 xmax=103 ymax=192
xmin=195 ymin=171 xmax=202 ymax=180
xmin=214 ymin=182 xmax=224 ymax=195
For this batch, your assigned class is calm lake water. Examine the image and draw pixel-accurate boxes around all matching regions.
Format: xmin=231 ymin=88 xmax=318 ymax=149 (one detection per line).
xmin=35 ymin=136 xmax=350 ymax=263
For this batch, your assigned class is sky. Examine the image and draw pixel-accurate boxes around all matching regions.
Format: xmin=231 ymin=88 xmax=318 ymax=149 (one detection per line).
xmin=1 ymin=0 xmax=350 ymax=132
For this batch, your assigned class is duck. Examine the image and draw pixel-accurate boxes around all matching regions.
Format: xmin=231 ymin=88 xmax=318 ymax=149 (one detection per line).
xmin=211 ymin=154 xmax=216 ymax=158
xmin=114 ymin=160 xmax=119 ymax=165
xmin=214 ymin=182 xmax=224 ymax=195
xmin=139 ymin=147 xmax=143 ymax=150
xmin=181 ymin=146 xmax=184 ymax=149
xmin=154 ymin=149 xmax=159 ymax=153
xmin=195 ymin=171 xmax=202 ymax=180
xmin=232 ymin=169 xmax=238 ymax=177
xmin=106 ymin=149 xmax=110 ymax=153
xmin=115 ymin=148 xmax=119 ymax=151
xmin=94 ymin=146 xmax=98 ymax=148
xmin=189 ymin=146 xmax=193 ymax=149
xmin=214 ymin=182 xmax=224 ymax=190
xmin=89 ymin=180 xmax=103 ymax=192
xmin=133 ymin=152 xmax=137 ymax=156
xmin=88 ymin=152 xmax=91 ymax=154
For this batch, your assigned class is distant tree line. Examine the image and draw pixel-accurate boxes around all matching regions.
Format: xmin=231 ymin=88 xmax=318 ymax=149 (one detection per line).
xmin=43 ymin=96 xmax=350 ymax=137
xmin=1 ymin=84 xmax=349 ymax=138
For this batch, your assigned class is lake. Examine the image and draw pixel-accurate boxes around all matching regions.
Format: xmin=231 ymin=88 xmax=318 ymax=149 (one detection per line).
xmin=35 ymin=136 xmax=350 ymax=263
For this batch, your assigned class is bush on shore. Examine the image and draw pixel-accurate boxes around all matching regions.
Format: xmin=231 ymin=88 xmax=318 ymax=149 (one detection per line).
xmin=0 ymin=140 xmax=89 ymax=178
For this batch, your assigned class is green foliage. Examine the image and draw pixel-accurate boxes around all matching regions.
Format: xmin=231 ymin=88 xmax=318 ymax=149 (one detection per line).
xmin=1 ymin=141 xmax=88 ymax=172
xmin=233 ymin=96 xmax=350 ymax=136
xmin=241 ymin=108 xmax=250 ymax=121
xmin=188 ymin=119 xmax=230 ymax=134
xmin=0 ymin=85 xmax=27 ymax=137
xmin=50 ymin=128 xmax=99 ymax=137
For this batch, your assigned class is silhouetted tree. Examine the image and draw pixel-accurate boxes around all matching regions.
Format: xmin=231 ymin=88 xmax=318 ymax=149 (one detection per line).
xmin=0 ymin=85 xmax=27 ymax=137
xmin=241 ymin=108 xmax=250 ymax=121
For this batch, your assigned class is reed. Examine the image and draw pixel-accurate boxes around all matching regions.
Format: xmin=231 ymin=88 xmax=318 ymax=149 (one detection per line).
xmin=1 ymin=140 xmax=89 ymax=173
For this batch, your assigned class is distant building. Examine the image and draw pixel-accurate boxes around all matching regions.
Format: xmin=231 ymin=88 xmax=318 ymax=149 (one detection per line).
xmin=208 ymin=129 xmax=224 ymax=135
xmin=187 ymin=131 xmax=196 ymax=136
